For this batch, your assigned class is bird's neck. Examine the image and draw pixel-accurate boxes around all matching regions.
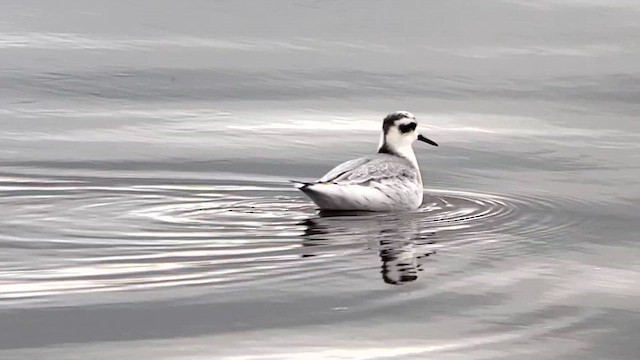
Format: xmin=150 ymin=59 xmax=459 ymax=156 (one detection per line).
xmin=395 ymin=143 xmax=420 ymax=171
xmin=377 ymin=138 xmax=421 ymax=172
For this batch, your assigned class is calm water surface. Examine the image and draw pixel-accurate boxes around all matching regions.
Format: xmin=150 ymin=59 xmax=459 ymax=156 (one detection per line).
xmin=1 ymin=1 xmax=640 ymax=359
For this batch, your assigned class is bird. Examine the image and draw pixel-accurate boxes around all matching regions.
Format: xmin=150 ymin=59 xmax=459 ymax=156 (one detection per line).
xmin=292 ymin=111 xmax=438 ymax=211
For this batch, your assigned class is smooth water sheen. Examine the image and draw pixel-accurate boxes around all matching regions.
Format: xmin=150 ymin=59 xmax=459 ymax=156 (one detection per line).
xmin=1 ymin=1 xmax=639 ymax=359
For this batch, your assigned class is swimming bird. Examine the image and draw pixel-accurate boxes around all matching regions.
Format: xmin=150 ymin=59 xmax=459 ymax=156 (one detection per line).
xmin=293 ymin=111 xmax=438 ymax=211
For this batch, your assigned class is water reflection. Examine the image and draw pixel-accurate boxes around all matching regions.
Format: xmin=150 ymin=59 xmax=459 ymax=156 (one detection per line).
xmin=300 ymin=212 xmax=437 ymax=285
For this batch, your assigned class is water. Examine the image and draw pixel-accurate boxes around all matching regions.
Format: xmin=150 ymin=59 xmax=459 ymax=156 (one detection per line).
xmin=1 ymin=1 xmax=639 ymax=359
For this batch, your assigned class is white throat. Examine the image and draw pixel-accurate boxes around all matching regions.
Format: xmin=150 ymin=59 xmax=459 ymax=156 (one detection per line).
xmin=395 ymin=143 xmax=419 ymax=169
xmin=378 ymin=133 xmax=422 ymax=182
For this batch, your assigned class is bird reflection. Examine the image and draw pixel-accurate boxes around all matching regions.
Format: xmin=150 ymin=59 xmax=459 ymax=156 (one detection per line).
xmin=299 ymin=211 xmax=436 ymax=285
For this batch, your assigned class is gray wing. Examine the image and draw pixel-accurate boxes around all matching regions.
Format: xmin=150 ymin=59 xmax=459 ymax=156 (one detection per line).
xmin=318 ymin=154 xmax=418 ymax=185
xmin=318 ymin=156 xmax=373 ymax=183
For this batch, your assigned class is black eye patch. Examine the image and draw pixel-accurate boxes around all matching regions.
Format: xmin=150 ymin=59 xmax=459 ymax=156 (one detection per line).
xmin=398 ymin=122 xmax=417 ymax=133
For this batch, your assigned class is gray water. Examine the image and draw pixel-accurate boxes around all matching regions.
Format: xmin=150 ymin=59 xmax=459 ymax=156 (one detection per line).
xmin=1 ymin=1 xmax=640 ymax=359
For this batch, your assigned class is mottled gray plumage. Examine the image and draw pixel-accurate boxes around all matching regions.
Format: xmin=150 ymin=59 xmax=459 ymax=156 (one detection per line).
xmin=319 ymin=154 xmax=418 ymax=184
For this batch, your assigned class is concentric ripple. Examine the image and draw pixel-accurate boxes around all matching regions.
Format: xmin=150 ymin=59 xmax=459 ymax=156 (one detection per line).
xmin=0 ymin=173 xmax=587 ymax=307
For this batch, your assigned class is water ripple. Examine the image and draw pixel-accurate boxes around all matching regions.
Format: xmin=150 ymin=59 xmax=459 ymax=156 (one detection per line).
xmin=0 ymin=174 xmax=587 ymax=307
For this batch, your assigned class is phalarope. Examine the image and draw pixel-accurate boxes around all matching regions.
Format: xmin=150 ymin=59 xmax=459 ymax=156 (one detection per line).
xmin=293 ymin=111 xmax=438 ymax=211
